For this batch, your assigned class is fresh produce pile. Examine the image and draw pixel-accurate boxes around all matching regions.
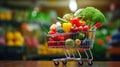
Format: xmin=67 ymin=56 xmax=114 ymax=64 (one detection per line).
xmin=47 ymin=7 xmax=106 ymax=48
xmin=6 ymin=31 xmax=24 ymax=46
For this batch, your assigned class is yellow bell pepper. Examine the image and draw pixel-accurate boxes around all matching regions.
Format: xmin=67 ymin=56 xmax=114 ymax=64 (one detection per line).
xmin=57 ymin=17 xmax=72 ymax=33
xmin=62 ymin=22 xmax=72 ymax=33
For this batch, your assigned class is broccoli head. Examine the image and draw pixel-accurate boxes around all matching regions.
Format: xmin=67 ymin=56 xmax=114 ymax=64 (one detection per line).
xmin=75 ymin=7 xmax=106 ymax=26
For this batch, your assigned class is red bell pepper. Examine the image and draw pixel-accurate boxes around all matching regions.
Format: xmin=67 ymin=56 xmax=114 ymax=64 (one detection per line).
xmin=70 ymin=17 xmax=80 ymax=27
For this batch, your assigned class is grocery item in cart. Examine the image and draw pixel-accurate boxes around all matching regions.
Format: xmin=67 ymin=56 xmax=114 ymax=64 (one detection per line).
xmin=47 ymin=30 xmax=95 ymax=48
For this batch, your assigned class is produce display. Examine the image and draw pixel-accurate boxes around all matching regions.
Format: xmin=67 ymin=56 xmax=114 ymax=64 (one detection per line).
xmin=6 ymin=31 xmax=24 ymax=46
xmin=47 ymin=7 xmax=106 ymax=48
xmin=0 ymin=23 xmax=40 ymax=48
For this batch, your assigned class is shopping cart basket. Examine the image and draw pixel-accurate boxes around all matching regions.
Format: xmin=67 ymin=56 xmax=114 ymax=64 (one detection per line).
xmin=47 ymin=30 xmax=96 ymax=66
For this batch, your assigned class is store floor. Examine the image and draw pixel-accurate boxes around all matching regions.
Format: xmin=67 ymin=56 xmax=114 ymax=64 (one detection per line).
xmin=0 ymin=61 xmax=120 ymax=67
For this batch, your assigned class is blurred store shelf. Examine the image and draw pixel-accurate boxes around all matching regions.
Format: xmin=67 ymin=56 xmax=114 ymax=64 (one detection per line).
xmin=107 ymin=47 xmax=120 ymax=61
xmin=108 ymin=47 xmax=120 ymax=54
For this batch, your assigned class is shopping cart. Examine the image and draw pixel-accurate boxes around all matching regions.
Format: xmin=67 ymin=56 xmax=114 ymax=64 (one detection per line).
xmin=47 ymin=30 xmax=96 ymax=66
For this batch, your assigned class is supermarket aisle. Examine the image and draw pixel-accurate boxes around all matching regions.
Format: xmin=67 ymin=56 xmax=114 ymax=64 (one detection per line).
xmin=0 ymin=61 xmax=120 ymax=67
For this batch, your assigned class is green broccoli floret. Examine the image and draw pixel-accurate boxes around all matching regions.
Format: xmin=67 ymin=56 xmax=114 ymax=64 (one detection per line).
xmin=75 ymin=7 xmax=106 ymax=26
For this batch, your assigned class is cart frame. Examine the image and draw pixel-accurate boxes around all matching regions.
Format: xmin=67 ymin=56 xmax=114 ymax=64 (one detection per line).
xmin=47 ymin=30 xmax=96 ymax=66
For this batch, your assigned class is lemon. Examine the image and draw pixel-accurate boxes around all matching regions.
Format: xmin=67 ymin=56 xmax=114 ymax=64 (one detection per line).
xmin=6 ymin=31 xmax=14 ymax=40
xmin=14 ymin=31 xmax=22 ymax=39
xmin=14 ymin=40 xmax=23 ymax=46
xmin=7 ymin=40 xmax=14 ymax=46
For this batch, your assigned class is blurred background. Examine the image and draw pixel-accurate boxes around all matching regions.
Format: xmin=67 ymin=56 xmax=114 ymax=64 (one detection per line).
xmin=0 ymin=0 xmax=120 ymax=61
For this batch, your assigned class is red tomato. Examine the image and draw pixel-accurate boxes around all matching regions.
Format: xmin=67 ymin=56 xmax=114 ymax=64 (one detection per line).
xmin=48 ymin=31 xmax=56 ymax=34
xmin=70 ymin=26 xmax=75 ymax=32
xmin=70 ymin=26 xmax=79 ymax=32
xmin=83 ymin=25 xmax=90 ymax=31
xmin=95 ymin=22 xmax=102 ymax=28
xmin=59 ymin=36 xmax=65 ymax=46
xmin=78 ymin=26 xmax=83 ymax=31
xmin=60 ymin=36 xmax=65 ymax=41
xmin=53 ymin=35 xmax=58 ymax=40
xmin=64 ymin=34 xmax=70 ymax=39
xmin=51 ymin=27 xmax=56 ymax=32
xmin=57 ymin=36 xmax=61 ymax=40
xmin=48 ymin=38 xmax=55 ymax=46
xmin=75 ymin=27 xmax=79 ymax=32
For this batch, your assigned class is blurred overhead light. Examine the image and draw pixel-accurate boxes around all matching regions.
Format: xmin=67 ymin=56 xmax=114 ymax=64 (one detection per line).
xmin=69 ymin=0 xmax=77 ymax=12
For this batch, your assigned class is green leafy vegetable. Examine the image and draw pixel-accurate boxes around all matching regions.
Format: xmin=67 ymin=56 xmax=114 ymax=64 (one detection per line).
xmin=75 ymin=7 xmax=106 ymax=26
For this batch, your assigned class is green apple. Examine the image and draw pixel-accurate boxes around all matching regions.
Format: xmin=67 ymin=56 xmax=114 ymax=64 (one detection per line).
xmin=78 ymin=33 xmax=85 ymax=39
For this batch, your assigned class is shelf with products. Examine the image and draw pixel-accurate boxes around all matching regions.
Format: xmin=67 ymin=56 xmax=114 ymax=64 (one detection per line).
xmin=0 ymin=20 xmax=50 ymax=28
xmin=0 ymin=7 xmax=55 ymax=25
xmin=0 ymin=7 xmax=65 ymax=60
xmin=0 ymin=20 xmax=50 ymax=59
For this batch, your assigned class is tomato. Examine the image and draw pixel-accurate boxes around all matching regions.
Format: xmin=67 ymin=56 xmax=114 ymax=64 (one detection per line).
xmin=70 ymin=26 xmax=75 ymax=32
xmin=95 ymin=22 xmax=102 ymax=28
xmin=48 ymin=31 xmax=56 ymax=34
xmin=56 ymin=36 xmax=65 ymax=46
xmin=64 ymin=34 xmax=70 ymax=39
xmin=48 ymin=38 xmax=55 ymax=46
xmin=75 ymin=27 xmax=79 ymax=32
xmin=83 ymin=25 xmax=90 ymax=31
xmin=60 ymin=36 xmax=65 ymax=41
xmin=51 ymin=27 xmax=56 ymax=32
xmin=53 ymin=35 xmax=58 ymax=40
xmin=70 ymin=26 xmax=79 ymax=32
xmin=50 ymin=24 xmax=56 ymax=31
xmin=78 ymin=26 xmax=83 ymax=31
xmin=57 ymin=36 xmax=61 ymax=40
